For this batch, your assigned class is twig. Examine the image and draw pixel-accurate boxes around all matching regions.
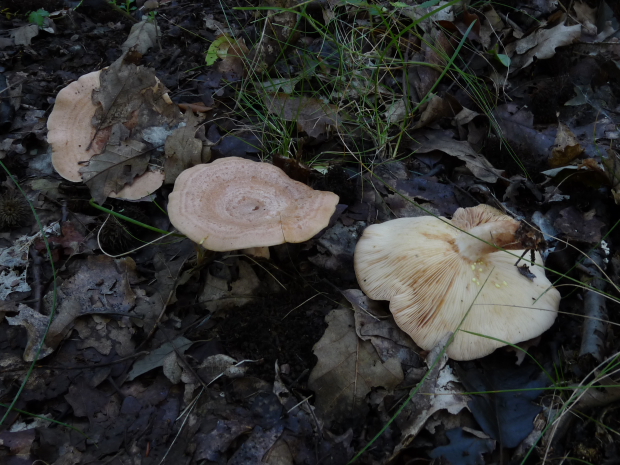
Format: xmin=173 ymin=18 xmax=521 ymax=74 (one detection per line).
xmin=579 ymin=247 xmax=609 ymax=362
xmin=31 ymin=247 xmax=44 ymax=314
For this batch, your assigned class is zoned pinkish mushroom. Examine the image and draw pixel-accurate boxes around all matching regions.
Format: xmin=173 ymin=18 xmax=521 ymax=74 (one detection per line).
xmin=354 ymin=204 xmax=560 ymax=361
xmin=47 ymin=70 xmax=167 ymax=200
xmin=167 ymin=157 xmax=340 ymax=251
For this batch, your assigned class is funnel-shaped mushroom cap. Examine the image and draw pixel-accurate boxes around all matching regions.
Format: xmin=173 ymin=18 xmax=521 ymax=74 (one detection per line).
xmin=47 ymin=71 xmax=104 ymax=182
xmin=354 ymin=205 xmax=560 ymax=361
xmin=168 ymin=157 xmax=339 ymax=251
xmin=47 ymin=70 xmax=167 ymax=200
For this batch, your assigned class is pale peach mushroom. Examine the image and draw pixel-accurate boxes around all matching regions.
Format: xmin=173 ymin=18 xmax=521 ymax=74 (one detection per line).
xmin=47 ymin=70 xmax=167 ymax=199
xmin=167 ymin=157 xmax=340 ymax=251
xmin=354 ymin=204 xmax=560 ymax=361
xmin=47 ymin=70 xmax=105 ymax=182
xmin=109 ymin=169 xmax=166 ymax=200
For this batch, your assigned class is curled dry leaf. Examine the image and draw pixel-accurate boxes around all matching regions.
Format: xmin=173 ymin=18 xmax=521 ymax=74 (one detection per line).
xmin=263 ymin=93 xmax=340 ymax=138
xmin=308 ymin=308 xmax=403 ymax=425
xmin=550 ymin=122 xmax=584 ymax=167
xmin=391 ymin=334 xmax=470 ymax=460
xmin=163 ymin=111 xmax=205 ymax=184
xmin=44 ymin=255 xmax=138 ymax=349
xmin=410 ymin=130 xmax=503 ymax=183
xmin=121 ymin=18 xmax=160 ymax=56
xmin=507 ymin=22 xmax=581 ymax=71
xmin=6 ymin=305 xmax=54 ymax=361
xmin=80 ymin=139 xmax=150 ymax=204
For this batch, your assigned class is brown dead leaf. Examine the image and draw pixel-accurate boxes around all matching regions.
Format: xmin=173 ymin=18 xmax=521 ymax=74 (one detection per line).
xmin=216 ymin=35 xmax=250 ymax=81
xmin=574 ymin=1 xmax=598 ymax=36
xmin=5 ymin=305 xmax=54 ymax=361
xmin=44 ymin=255 xmax=138 ymax=348
xmin=602 ymin=150 xmax=620 ymax=204
xmin=479 ymin=7 xmax=505 ymax=49
xmin=92 ymin=61 xmax=178 ymax=129
xmin=343 ymin=289 xmax=422 ymax=367
xmin=199 ymin=260 xmax=261 ymax=312
xmin=164 ymin=112 xmax=205 ymax=184
xmin=80 ymin=139 xmax=150 ymax=204
xmin=410 ymin=130 xmax=503 ymax=183
xmin=550 ymin=122 xmax=585 ymax=167
xmin=507 ymin=22 xmax=581 ymax=70
xmin=415 ymin=94 xmax=462 ymax=129
xmin=10 ymin=24 xmax=38 ymax=46
xmin=391 ymin=335 xmax=470 ymax=460
xmin=554 ymin=206 xmax=605 ymax=243
xmin=264 ymin=93 xmax=340 ymax=138
xmin=121 ymin=18 xmax=160 ymax=56
xmin=308 ymin=308 xmax=403 ymax=425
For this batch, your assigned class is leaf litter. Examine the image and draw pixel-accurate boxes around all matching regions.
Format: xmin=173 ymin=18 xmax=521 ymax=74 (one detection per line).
xmin=2 ymin=0 xmax=620 ymax=463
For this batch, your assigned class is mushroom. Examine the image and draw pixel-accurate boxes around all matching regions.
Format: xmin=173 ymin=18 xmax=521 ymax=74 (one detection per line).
xmin=167 ymin=157 xmax=339 ymax=251
xmin=48 ymin=71 xmax=105 ymax=183
xmin=354 ymin=204 xmax=560 ymax=361
xmin=47 ymin=70 xmax=166 ymax=200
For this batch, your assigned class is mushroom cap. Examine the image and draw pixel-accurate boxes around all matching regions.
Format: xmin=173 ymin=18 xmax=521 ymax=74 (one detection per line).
xmin=47 ymin=70 xmax=169 ymax=201
xmin=109 ymin=169 xmax=165 ymax=200
xmin=354 ymin=205 xmax=560 ymax=361
xmin=168 ymin=157 xmax=340 ymax=251
xmin=48 ymin=71 xmax=105 ymax=183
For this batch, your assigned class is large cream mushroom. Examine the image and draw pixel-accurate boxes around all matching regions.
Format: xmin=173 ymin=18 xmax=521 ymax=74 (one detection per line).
xmin=167 ymin=157 xmax=339 ymax=251
xmin=354 ymin=205 xmax=560 ymax=361
xmin=47 ymin=70 xmax=166 ymax=200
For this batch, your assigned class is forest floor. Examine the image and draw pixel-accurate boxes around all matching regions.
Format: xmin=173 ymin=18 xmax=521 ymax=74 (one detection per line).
xmin=1 ymin=0 xmax=620 ymax=464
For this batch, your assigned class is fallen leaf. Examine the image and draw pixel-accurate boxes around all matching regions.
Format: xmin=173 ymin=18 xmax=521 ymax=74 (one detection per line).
xmin=553 ymin=206 xmax=605 ymax=243
xmin=385 ymin=98 xmax=407 ymax=124
xmin=80 ymin=139 xmax=150 ymax=204
xmin=409 ymin=130 xmax=503 ymax=183
xmin=391 ymin=335 xmax=469 ymax=459
xmin=602 ymin=150 xmax=620 ymax=204
xmin=228 ymin=424 xmax=284 ymax=465
xmin=574 ymin=1 xmax=598 ymax=36
xmin=194 ymin=420 xmax=253 ymax=461
xmin=127 ymin=336 xmax=194 ymax=380
xmin=455 ymin=359 xmax=549 ymax=448
xmin=44 ymin=255 xmax=138 ymax=348
xmin=164 ymin=112 xmax=204 ymax=184
xmin=414 ymin=94 xmax=461 ymax=129
xmin=199 ymin=260 xmax=261 ymax=312
xmin=549 ymin=122 xmax=584 ymax=167
xmin=215 ymin=35 xmax=249 ymax=81
xmin=5 ymin=305 xmax=54 ymax=361
xmin=10 ymin=24 xmax=39 ymax=46
xmin=429 ymin=428 xmax=495 ymax=465
xmin=121 ymin=18 xmax=160 ymax=56
xmin=508 ymin=22 xmax=581 ymax=70
xmin=342 ymin=289 xmax=422 ymax=368
xmin=308 ymin=308 xmax=403 ymax=425
xmin=0 ymin=269 xmax=30 ymax=301
xmin=192 ymin=354 xmax=248 ymax=385
xmin=264 ymin=94 xmax=340 ymax=138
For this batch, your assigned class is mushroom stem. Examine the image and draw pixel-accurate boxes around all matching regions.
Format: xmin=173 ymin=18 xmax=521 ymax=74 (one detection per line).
xmin=455 ymin=220 xmax=521 ymax=261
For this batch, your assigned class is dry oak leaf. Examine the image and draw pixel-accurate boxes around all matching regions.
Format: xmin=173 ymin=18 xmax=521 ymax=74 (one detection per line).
xmin=80 ymin=139 xmax=150 ymax=204
xmin=164 ymin=112 xmax=205 ymax=184
xmin=550 ymin=122 xmax=584 ymax=167
xmin=264 ymin=94 xmax=340 ymax=138
xmin=121 ymin=18 xmax=160 ymax=56
xmin=92 ymin=61 xmax=178 ymax=129
xmin=6 ymin=305 xmax=54 ymax=361
xmin=507 ymin=22 xmax=581 ymax=71
xmin=410 ymin=131 xmax=503 ymax=183
xmin=308 ymin=308 xmax=403 ymax=425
